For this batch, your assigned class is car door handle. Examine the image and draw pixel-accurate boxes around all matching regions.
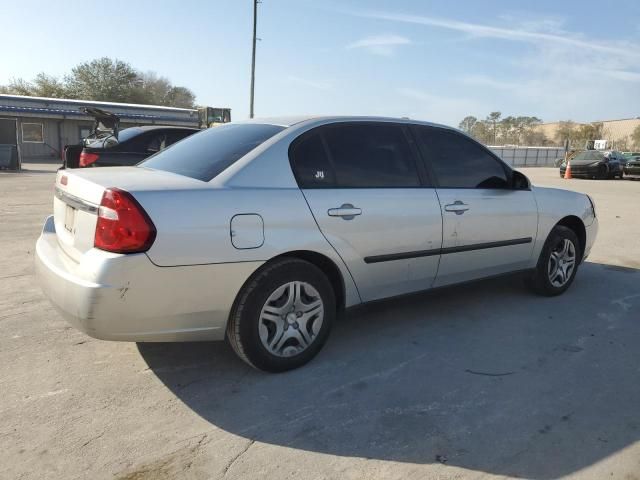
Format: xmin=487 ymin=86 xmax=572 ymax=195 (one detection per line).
xmin=444 ymin=201 xmax=469 ymax=215
xmin=328 ymin=204 xmax=362 ymax=220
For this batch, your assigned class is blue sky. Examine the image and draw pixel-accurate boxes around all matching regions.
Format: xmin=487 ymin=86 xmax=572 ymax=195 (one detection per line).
xmin=1 ymin=0 xmax=639 ymax=126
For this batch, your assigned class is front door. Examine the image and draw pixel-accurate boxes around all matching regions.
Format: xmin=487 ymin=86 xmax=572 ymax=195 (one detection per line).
xmin=412 ymin=125 xmax=538 ymax=287
xmin=289 ymin=122 xmax=443 ymax=302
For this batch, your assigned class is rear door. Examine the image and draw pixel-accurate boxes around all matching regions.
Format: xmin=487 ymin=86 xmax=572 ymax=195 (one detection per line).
xmin=412 ymin=125 xmax=538 ymax=287
xmin=291 ymin=122 xmax=443 ymax=302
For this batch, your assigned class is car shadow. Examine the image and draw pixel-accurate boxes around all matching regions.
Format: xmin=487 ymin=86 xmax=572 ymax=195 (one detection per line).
xmin=138 ymin=261 xmax=640 ymax=479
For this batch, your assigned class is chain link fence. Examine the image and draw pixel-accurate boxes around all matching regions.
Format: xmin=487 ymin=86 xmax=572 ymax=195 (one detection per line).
xmin=489 ymin=146 xmax=565 ymax=167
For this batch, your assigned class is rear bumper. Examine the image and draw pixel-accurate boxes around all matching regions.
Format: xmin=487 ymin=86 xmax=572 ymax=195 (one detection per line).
xmin=35 ymin=215 xmax=263 ymax=342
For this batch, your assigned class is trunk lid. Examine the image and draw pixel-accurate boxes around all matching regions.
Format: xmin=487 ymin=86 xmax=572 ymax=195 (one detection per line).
xmin=80 ymin=107 xmax=120 ymax=144
xmin=53 ymin=167 xmax=209 ymax=262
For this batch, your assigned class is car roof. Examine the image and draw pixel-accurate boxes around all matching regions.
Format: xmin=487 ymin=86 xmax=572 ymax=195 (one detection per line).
xmin=238 ymin=115 xmax=454 ymax=130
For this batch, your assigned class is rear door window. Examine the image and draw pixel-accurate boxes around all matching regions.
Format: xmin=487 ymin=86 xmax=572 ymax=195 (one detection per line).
xmin=289 ymin=132 xmax=336 ymax=188
xmin=290 ymin=123 xmax=421 ymax=188
xmin=414 ymin=126 xmax=510 ymax=189
xmin=140 ymin=123 xmax=285 ymax=181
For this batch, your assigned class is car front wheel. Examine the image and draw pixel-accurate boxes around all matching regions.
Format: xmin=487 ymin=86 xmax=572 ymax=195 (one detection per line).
xmin=227 ymin=258 xmax=335 ymax=372
xmin=528 ymin=225 xmax=581 ymax=296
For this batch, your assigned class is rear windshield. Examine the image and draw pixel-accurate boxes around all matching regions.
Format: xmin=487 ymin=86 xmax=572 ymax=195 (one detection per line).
xmin=139 ymin=123 xmax=285 ymax=181
xmin=573 ymin=151 xmax=605 ymax=161
xmin=117 ymin=127 xmax=144 ymax=143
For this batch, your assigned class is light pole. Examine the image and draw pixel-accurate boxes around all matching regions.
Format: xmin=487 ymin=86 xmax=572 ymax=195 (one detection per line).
xmin=249 ymin=0 xmax=258 ymax=119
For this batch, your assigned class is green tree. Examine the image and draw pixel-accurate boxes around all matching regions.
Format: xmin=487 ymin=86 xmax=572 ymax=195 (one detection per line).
xmin=515 ymin=116 xmax=542 ymax=145
xmin=632 ymin=125 xmax=640 ymax=149
xmin=486 ymin=111 xmax=501 ymax=144
xmin=499 ymin=116 xmax=518 ymax=144
xmin=164 ymin=86 xmax=196 ymax=109
xmin=459 ymin=113 xmax=546 ymax=145
xmin=1 ymin=78 xmax=34 ymax=96
xmin=458 ymin=116 xmax=477 ymax=135
xmin=555 ymin=120 xmax=577 ymax=147
xmin=1 ymin=57 xmax=196 ymax=108
xmin=524 ymin=129 xmax=550 ymax=146
xmin=65 ymin=57 xmax=140 ymax=103
xmin=471 ymin=120 xmax=493 ymax=144
xmin=31 ymin=73 xmax=68 ymax=98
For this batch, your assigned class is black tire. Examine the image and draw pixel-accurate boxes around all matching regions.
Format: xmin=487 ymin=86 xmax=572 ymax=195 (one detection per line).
xmin=227 ymin=258 xmax=336 ymax=372
xmin=528 ymin=225 xmax=581 ymax=296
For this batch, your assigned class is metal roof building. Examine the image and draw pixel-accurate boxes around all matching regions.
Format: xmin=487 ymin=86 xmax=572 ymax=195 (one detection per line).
xmin=0 ymin=94 xmax=200 ymax=168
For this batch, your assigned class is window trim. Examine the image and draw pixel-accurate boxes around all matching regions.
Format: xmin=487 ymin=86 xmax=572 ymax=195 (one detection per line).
xmin=21 ymin=122 xmax=44 ymax=144
xmin=288 ymin=121 xmax=432 ymax=189
xmin=411 ymin=125 xmax=515 ymax=190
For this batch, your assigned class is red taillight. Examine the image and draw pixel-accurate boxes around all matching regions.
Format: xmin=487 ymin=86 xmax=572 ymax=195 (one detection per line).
xmin=94 ymin=188 xmax=156 ymax=253
xmin=79 ymin=151 xmax=99 ymax=167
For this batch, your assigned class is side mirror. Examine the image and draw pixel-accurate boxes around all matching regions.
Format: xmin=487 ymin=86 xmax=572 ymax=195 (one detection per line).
xmin=512 ymin=170 xmax=530 ymax=190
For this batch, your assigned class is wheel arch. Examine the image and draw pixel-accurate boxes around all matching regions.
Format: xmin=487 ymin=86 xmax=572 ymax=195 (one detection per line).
xmin=271 ymin=250 xmax=347 ymax=312
xmin=231 ymin=250 xmax=348 ymax=318
xmin=555 ymin=215 xmax=586 ymax=260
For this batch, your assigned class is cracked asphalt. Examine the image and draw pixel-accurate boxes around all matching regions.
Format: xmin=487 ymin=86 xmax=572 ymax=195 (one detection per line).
xmin=1 ymin=165 xmax=639 ymax=479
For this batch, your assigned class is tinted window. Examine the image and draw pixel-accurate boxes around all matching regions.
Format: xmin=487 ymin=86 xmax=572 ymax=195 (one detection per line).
xmin=325 ymin=123 xmax=420 ymax=188
xmin=144 ymin=133 xmax=165 ymax=153
xmin=289 ymin=133 xmax=336 ymax=188
xmin=416 ymin=127 xmax=509 ymax=188
xmin=117 ymin=127 xmax=143 ymax=143
xmin=573 ymin=151 xmax=605 ymax=162
xmin=165 ymin=129 xmax=196 ymax=146
xmin=140 ymin=123 xmax=285 ymax=181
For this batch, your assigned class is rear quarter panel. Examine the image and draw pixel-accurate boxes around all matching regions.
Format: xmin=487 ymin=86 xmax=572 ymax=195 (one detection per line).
xmin=137 ymin=187 xmax=362 ymax=306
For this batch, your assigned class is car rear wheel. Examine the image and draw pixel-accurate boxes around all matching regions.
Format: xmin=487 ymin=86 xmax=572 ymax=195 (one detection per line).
xmin=227 ymin=258 xmax=335 ymax=372
xmin=528 ymin=225 xmax=581 ymax=296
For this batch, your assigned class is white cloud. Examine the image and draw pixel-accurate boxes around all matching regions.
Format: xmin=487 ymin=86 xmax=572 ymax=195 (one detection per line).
xmin=286 ymin=75 xmax=333 ymax=90
xmin=346 ymin=34 xmax=411 ymax=56
xmin=396 ymin=87 xmax=488 ymax=126
xmin=349 ymin=10 xmax=640 ymax=59
xmin=341 ymin=7 xmax=640 ymax=122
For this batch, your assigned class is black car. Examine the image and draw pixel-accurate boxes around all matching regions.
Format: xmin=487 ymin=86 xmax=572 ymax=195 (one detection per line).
xmin=623 ymin=155 xmax=640 ymax=179
xmin=63 ymin=108 xmax=199 ymax=168
xmin=559 ymin=150 xmax=625 ymax=179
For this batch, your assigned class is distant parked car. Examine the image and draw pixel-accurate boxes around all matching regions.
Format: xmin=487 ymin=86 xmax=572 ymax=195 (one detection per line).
xmin=623 ymin=155 xmax=640 ymax=179
xmin=559 ymin=150 xmax=625 ymax=179
xmin=63 ymin=107 xmax=199 ymax=168
xmin=36 ymin=116 xmax=598 ymax=372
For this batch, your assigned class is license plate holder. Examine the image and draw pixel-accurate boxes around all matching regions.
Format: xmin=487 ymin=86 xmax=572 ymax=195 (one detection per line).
xmin=64 ymin=205 xmax=76 ymax=233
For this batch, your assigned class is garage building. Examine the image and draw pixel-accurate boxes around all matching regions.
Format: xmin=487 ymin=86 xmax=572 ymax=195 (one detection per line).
xmin=0 ymin=94 xmax=201 ymax=169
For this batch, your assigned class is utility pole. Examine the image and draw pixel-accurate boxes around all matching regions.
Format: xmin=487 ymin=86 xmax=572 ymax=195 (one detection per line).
xmin=249 ymin=0 xmax=258 ymax=119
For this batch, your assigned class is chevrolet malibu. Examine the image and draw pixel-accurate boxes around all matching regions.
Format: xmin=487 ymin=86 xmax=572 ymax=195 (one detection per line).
xmin=36 ymin=117 xmax=598 ymax=372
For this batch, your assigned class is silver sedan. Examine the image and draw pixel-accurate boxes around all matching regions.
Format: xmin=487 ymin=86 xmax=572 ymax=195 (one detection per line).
xmin=35 ymin=116 xmax=598 ymax=371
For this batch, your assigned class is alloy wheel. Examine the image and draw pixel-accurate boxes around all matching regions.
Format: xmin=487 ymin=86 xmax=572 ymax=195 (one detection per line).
xmin=547 ymin=238 xmax=576 ymax=287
